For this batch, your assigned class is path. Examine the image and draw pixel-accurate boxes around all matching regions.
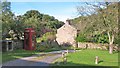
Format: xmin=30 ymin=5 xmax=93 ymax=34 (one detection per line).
xmin=2 ymin=50 xmax=78 ymax=66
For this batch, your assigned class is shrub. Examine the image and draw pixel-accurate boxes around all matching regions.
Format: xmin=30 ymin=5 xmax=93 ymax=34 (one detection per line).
xmin=92 ymin=33 xmax=109 ymax=44
xmin=36 ymin=32 xmax=56 ymax=43
xmin=114 ymin=37 xmax=119 ymax=44
xmin=36 ymin=43 xmax=49 ymax=52
xmin=75 ymin=34 xmax=88 ymax=42
xmin=36 ymin=40 xmax=61 ymax=52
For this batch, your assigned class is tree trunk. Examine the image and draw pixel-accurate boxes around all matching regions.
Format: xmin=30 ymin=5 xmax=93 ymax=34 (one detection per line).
xmin=107 ymin=31 xmax=114 ymax=54
xmin=109 ymin=43 xmax=113 ymax=54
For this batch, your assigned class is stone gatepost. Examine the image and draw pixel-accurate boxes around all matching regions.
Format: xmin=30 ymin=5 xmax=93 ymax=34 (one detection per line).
xmin=62 ymin=52 xmax=67 ymax=64
xmin=62 ymin=52 xmax=65 ymax=58
xmin=74 ymin=48 xmax=76 ymax=52
xmin=66 ymin=49 xmax=69 ymax=54
xmin=63 ymin=57 xmax=67 ymax=64
xmin=95 ymin=56 xmax=99 ymax=64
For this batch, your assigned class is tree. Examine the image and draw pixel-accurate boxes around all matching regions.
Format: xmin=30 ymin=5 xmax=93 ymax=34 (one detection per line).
xmin=23 ymin=10 xmax=42 ymax=21
xmin=13 ymin=15 xmax=25 ymax=40
xmin=89 ymin=2 xmax=118 ymax=54
xmin=76 ymin=2 xmax=118 ymax=54
xmin=2 ymin=3 xmax=64 ymax=40
xmin=46 ymin=20 xmax=64 ymax=30
xmin=2 ymin=1 xmax=15 ymax=40
xmin=42 ymin=14 xmax=54 ymax=22
xmin=22 ymin=10 xmax=64 ymax=37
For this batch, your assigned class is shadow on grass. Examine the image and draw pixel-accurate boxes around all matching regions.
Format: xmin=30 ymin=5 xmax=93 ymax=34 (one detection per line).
xmin=2 ymin=51 xmax=37 ymax=63
xmin=2 ymin=60 xmax=118 ymax=68
xmin=98 ymin=60 xmax=104 ymax=64
xmin=2 ymin=49 xmax=119 ymax=68
xmin=51 ymin=61 xmax=118 ymax=68
xmin=2 ymin=54 xmax=119 ymax=68
xmin=2 ymin=56 xmax=50 ymax=68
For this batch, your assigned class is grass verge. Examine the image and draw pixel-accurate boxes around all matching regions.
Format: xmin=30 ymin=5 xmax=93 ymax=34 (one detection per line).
xmin=52 ymin=49 xmax=119 ymax=66
xmin=2 ymin=49 xmax=40 ymax=63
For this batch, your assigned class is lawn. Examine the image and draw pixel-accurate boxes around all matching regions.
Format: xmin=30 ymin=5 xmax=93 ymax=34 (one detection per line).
xmin=2 ymin=49 xmax=40 ymax=63
xmin=52 ymin=49 xmax=119 ymax=67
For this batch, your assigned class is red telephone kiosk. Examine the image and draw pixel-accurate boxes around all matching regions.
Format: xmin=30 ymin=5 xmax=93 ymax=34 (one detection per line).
xmin=24 ymin=28 xmax=36 ymax=50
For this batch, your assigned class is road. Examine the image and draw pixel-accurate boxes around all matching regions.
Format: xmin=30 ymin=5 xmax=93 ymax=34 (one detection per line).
xmin=2 ymin=50 xmax=77 ymax=66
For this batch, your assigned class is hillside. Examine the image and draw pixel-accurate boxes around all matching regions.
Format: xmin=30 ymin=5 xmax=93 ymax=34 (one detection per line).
xmin=70 ymin=3 xmax=118 ymax=44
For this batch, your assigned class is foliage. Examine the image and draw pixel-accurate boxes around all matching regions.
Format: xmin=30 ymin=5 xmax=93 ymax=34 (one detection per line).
xmin=75 ymin=34 xmax=88 ymax=42
xmin=92 ymin=32 xmax=109 ymax=44
xmin=23 ymin=10 xmax=42 ymax=20
xmin=36 ymin=43 xmax=60 ymax=52
xmin=36 ymin=31 xmax=75 ymax=52
xmin=2 ymin=1 xmax=15 ymax=39
xmin=37 ymin=32 xmax=56 ymax=43
xmin=114 ymin=37 xmax=119 ymax=44
xmin=72 ymin=3 xmax=118 ymax=44
xmin=21 ymin=10 xmax=64 ymax=37
xmin=36 ymin=41 xmax=60 ymax=52
xmin=1 ymin=1 xmax=11 ymax=13
xmin=36 ymin=32 xmax=57 ymax=51
xmin=36 ymin=44 xmax=48 ymax=52
xmin=2 ymin=1 xmax=64 ymax=40
xmin=46 ymin=20 xmax=64 ymax=29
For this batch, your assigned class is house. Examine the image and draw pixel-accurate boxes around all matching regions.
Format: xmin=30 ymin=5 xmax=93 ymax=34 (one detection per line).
xmin=56 ymin=19 xmax=77 ymax=47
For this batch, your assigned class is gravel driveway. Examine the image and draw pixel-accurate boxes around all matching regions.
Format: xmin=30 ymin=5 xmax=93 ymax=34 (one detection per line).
xmin=2 ymin=50 xmax=77 ymax=67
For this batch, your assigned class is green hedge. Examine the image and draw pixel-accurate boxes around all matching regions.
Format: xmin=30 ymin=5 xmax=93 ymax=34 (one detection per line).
xmin=76 ymin=33 xmax=109 ymax=44
xmin=75 ymin=34 xmax=88 ymax=42
xmin=92 ymin=33 xmax=109 ymax=44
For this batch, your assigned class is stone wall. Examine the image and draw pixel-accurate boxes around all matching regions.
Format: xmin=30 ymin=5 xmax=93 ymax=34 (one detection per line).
xmin=2 ymin=40 xmax=14 ymax=52
xmin=13 ymin=40 xmax=24 ymax=50
xmin=78 ymin=42 xmax=119 ymax=51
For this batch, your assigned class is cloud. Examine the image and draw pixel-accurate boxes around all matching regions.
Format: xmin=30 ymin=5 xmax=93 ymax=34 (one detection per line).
xmin=14 ymin=13 xmax=22 ymax=16
xmin=53 ymin=14 xmax=78 ymax=22
xmin=53 ymin=15 xmax=69 ymax=22
xmin=50 ymin=7 xmax=79 ymax=22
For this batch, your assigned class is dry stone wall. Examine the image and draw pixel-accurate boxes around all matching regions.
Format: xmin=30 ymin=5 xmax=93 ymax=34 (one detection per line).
xmin=78 ymin=42 xmax=119 ymax=51
xmin=13 ymin=40 xmax=24 ymax=50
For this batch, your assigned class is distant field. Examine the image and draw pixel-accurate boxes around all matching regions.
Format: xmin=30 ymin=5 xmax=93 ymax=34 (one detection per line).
xmin=52 ymin=49 xmax=119 ymax=67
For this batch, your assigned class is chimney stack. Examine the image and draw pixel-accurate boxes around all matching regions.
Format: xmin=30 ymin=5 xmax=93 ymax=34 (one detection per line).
xmin=66 ymin=19 xmax=71 ymax=25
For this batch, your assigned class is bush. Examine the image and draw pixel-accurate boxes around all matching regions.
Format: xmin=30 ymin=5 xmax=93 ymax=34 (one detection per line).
xmin=114 ymin=37 xmax=119 ymax=44
xmin=36 ymin=43 xmax=49 ymax=52
xmin=36 ymin=40 xmax=61 ymax=52
xmin=36 ymin=32 xmax=56 ymax=43
xmin=92 ymin=33 xmax=109 ymax=44
xmin=75 ymin=34 xmax=88 ymax=42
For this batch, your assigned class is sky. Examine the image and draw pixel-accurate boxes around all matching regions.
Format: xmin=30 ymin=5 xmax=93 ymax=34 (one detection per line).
xmin=10 ymin=0 xmax=119 ymax=22
xmin=8 ymin=0 xmax=119 ymax=2
xmin=11 ymin=2 xmax=85 ymax=22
